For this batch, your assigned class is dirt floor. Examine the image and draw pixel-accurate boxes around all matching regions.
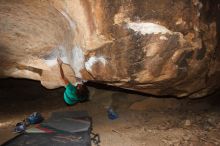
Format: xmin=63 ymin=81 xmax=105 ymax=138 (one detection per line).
xmin=0 ymin=79 xmax=220 ymax=146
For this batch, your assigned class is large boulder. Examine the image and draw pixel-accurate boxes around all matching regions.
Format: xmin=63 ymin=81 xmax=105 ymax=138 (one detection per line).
xmin=0 ymin=0 xmax=219 ymax=97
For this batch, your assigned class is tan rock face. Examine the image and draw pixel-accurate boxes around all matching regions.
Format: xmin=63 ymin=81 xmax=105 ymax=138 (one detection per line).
xmin=0 ymin=0 xmax=219 ymax=97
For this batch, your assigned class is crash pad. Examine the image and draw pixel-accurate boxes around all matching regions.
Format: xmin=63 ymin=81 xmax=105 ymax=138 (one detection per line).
xmin=3 ymin=111 xmax=92 ymax=146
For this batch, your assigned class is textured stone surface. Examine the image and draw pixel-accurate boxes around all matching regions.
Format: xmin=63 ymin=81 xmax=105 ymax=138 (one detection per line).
xmin=0 ymin=0 xmax=219 ymax=97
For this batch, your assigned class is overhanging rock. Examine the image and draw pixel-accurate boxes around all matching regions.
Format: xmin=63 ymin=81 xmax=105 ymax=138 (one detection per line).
xmin=0 ymin=0 xmax=220 ymax=98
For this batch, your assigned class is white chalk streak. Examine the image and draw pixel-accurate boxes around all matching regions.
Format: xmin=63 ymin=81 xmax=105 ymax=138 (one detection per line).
xmin=44 ymin=45 xmax=69 ymax=67
xmin=127 ymin=22 xmax=172 ymax=35
xmin=60 ymin=11 xmax=75 ymax=29
xmin=85 ymin=56 xmax=107 ymax=72
xmin=159 ymin=36 xmax=168 ymax=40
xmin=71 ymin=46 xmax=85 ymax=77
xmin=44 ymin=57 xmax=68 ymax=67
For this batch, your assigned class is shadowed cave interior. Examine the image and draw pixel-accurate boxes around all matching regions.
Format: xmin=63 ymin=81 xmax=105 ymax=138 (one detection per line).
xmin=0 ymin=78 xmax=220 ymax=146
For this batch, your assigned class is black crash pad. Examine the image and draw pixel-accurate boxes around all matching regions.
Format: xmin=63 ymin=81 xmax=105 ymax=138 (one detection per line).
xmin=3 ymin=111 xmax=92 ymax=146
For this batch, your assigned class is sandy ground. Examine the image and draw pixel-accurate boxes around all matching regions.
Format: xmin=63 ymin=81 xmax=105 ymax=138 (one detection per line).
xmin=0 ymin=79 xmax=220 ymax=146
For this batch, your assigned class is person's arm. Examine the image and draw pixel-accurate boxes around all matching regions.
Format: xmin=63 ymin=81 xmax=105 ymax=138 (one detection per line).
xmin=57 ymin=58 xmax=69 ymax=85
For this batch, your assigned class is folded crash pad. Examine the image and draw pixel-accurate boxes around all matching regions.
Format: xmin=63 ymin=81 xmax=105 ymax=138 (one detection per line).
xmin=3 ymin=111 xmax=92 ymax=146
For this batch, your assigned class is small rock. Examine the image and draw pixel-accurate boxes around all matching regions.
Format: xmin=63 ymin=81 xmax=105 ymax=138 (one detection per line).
xmin=147 ymin=129 xmax=152 ymax=133
xmin=184 ymin=120 xmax=191 ymax=126
xmin=183 ymin=134 xmax=191 ymax=141
xmin=140 ymin=127 xmax=146 ymax=132
xmin=207 ymin=118 xmax=216 ymax=126
xmin=203 ymin=123 xmax=213 ymax=131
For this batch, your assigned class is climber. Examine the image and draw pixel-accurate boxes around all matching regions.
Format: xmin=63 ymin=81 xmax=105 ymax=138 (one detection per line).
xmin=57 ymin=58 xmax=89 ymax=105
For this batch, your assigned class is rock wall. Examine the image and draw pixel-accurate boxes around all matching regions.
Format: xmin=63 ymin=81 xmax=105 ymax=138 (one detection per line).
xmin=0 ymin=0 xmax=219 ymax=97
